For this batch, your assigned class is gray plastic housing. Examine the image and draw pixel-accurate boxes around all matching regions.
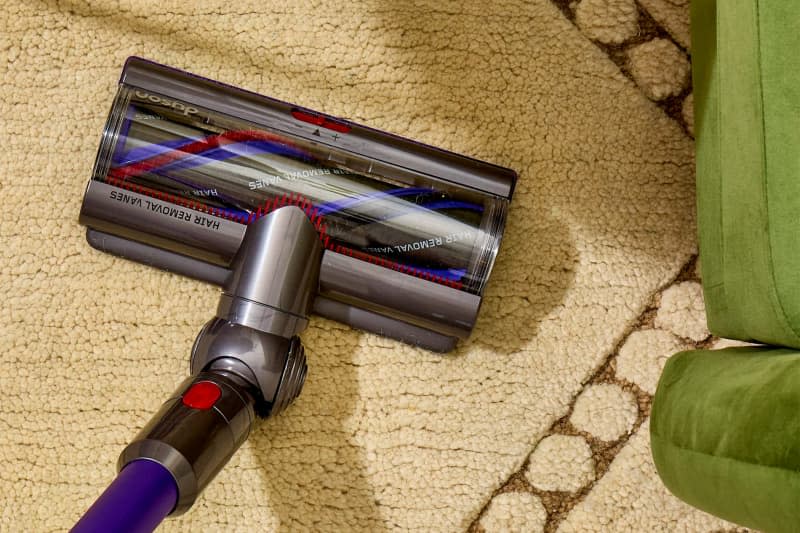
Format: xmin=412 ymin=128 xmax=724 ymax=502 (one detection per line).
xmin=79 ymin=57 xmax=517 ymax=352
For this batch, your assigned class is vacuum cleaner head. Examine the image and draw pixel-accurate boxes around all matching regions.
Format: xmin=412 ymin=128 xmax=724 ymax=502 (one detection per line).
xmin=73 ymin=58 xmax=517 ymax=530
xmin=79 ymin=57 xmax=516 ymax=351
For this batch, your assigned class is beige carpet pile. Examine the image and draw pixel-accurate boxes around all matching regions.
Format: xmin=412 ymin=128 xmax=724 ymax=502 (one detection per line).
xmin=1 ymin=1 xmax=743 ymax=531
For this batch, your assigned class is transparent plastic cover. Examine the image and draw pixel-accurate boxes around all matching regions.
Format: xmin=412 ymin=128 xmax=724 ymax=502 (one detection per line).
xmin=91 ymin=86 xmax=509 ymax=294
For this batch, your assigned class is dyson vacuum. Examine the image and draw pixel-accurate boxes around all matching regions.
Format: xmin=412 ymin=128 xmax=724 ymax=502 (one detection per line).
xmin=72 ymin=57 xmax=516 ymax=532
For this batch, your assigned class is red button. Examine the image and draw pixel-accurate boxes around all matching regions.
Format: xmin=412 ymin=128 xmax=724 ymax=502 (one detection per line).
xmin=182 ymin=381 xmax=221 ymax=410
xmin=291 ymin=109 xmax=326 ymax=126
xmin=291 ymin=108 xmax=352 ymax=134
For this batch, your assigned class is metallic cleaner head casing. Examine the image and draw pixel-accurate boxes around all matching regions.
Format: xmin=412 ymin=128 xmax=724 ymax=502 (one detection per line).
xmin=79 ymin=57 xmax=517 ymax=352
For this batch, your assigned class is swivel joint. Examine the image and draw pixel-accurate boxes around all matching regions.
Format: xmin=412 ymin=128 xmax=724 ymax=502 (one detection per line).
xmin=117 ymin=206 xmax=322 ymax=515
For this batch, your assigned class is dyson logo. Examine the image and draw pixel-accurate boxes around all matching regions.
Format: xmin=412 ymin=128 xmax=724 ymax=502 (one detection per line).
xmin=134 ymin=90 xmax=198 ymax=116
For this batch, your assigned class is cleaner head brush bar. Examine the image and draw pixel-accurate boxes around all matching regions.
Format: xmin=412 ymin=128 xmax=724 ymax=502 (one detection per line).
xmin=79 ymin=57 xmax=516 ymax=352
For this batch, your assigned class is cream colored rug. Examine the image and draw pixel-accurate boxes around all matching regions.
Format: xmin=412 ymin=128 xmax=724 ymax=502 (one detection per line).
xmin=0 ymin=0 xmax=747 ymax=531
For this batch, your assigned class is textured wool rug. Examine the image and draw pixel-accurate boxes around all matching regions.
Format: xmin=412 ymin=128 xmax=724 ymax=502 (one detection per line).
xmin=0 ymin=0 xmax=747 ymax=531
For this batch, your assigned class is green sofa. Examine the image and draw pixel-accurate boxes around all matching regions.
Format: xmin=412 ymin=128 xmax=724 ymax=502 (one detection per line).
xmin=650 ymin=2 xmax=800 ymax=532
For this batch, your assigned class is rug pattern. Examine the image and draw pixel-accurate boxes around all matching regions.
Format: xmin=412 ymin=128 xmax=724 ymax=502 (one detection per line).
xmin=0 ymin=1 xmax=750 ymax=531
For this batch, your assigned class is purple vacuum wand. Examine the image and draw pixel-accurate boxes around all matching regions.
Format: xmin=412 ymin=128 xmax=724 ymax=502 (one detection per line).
xmin=73 ymin=460 xmax=177 ymax=532
xmin=73 ymin=206 xmax=319 ymax=531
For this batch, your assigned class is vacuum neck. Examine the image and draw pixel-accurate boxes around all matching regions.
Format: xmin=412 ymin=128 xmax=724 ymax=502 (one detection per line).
xmin=218 ymin=206 xmax=323 ymax=338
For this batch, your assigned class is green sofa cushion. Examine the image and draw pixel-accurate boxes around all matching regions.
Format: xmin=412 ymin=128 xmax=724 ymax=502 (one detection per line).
xmin=651 ymin=347 xmax=800 ymax=533
xmin=694 ymin=0 xmax=800 ymax=347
